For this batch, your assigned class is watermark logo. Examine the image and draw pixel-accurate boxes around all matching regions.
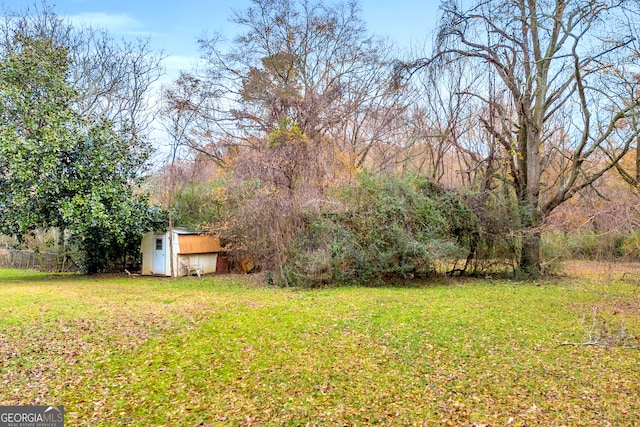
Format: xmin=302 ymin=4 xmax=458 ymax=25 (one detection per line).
xmin=0 ymin=406 xmax=64 ymax=427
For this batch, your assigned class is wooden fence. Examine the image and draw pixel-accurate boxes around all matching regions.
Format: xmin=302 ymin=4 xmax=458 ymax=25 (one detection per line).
xmin=0 ymin=249 xmax=78 ymax=272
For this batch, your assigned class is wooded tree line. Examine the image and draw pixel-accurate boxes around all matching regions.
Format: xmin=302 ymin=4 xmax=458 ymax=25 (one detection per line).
xmin=2 ymin=0 xmax=640 ymax=280
xmin=159 ymin=0 xmax=640 ymax=283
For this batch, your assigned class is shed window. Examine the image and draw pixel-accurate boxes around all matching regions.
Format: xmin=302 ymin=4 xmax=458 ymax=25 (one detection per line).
xmin=155 ymin=238 xmax=163 ymax=250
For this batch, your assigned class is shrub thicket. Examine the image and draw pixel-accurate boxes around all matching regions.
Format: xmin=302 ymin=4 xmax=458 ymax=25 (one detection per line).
xmin=219 ymin=170 xmax=574 ymax=286
xmin=282 ymin=173 xmax=479 ymax=287
xmin=542 ymin=231 xmax=640 ymax=262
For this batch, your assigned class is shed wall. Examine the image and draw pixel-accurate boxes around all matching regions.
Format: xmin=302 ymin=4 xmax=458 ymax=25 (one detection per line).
xmin=142 ymin=230 xmax=222 ymax=277
xmin=177 ymin=253 xmax=218 ymax=276
xmin=140 ymin=232 xmax=156 ymax=275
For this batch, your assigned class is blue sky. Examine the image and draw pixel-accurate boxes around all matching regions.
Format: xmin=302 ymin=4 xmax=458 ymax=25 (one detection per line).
xmin=2 ymin=0 xmax=442 ymax=81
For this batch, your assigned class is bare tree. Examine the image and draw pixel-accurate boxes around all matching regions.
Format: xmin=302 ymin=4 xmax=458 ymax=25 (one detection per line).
xmin=166 ymin=0 xmax=406 ymax=177
xmin=400 ymin=0 xmax=640 ymax=275
xmin=157 ymin=0 xmax=414 ymax=278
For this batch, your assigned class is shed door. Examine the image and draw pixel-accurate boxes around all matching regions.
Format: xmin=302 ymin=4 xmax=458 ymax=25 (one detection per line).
xmin=153 ymin=235 xmax=166 ymax=275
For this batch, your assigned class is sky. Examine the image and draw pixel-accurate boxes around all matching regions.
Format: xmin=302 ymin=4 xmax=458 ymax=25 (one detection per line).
xmin=1 ymin=0 xmax=442 ymax=82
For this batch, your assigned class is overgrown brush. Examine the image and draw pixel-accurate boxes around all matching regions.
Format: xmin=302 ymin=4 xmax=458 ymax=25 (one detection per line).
xmin=282 ymin=173 xmax=479 ymax=287
xmin=542 ymin=231 xmax=640 ymax=263
xmin=215 ymin=169 xmax=541 ymax=286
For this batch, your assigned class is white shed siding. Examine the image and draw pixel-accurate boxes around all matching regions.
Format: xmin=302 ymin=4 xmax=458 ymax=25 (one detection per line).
xmin=140 ymin=232 xmax=156 ymax=275
xmin=141 ymin=229 xmax=222 ymax=277
xmin=177 ymin=253 xmax=218 ymax=276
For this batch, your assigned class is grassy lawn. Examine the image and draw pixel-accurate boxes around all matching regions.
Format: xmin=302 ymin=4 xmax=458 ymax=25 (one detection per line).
xmin=1 ymin=262 xmax=639 ymax=426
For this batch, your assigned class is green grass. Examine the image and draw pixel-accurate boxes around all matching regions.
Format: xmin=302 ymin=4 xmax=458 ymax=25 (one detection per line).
xmin=1 ymin=263 xmax=640 ymax=425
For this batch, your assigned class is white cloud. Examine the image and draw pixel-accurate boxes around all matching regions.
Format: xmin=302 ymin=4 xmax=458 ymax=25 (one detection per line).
xmin=65 ymin=12 xmax=141 ymax=33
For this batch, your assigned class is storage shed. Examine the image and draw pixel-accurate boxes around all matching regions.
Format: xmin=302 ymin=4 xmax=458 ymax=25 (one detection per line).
xmin=141 ymin=228 xmax=223 ymax=277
